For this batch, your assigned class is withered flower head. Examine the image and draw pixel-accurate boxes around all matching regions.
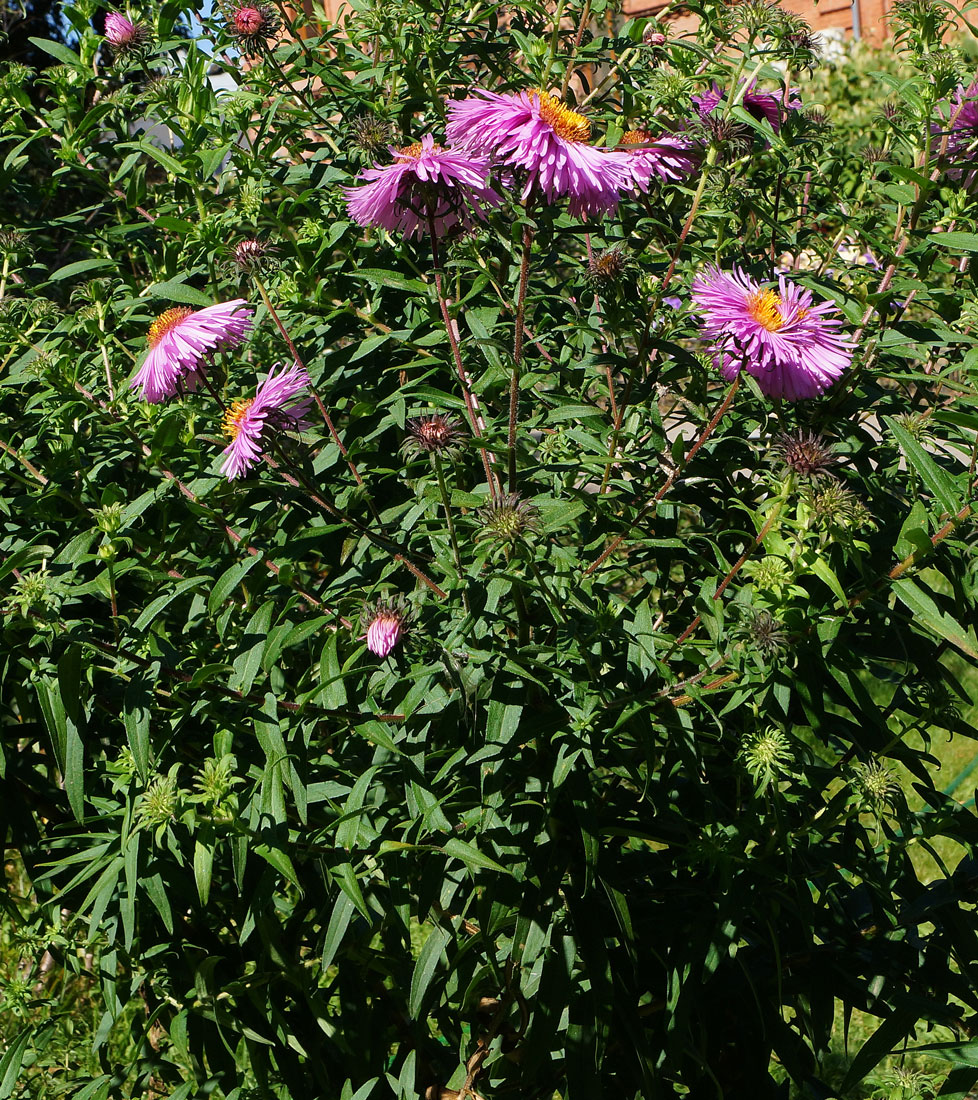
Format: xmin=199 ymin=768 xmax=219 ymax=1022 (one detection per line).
xmin=740 ymin=609 xmax=789 ymax=658
xmin=227 ymin=237 xmax=278 ymax=276
xmin=805 ymin=482 xmax=871 ymax=530
xmin=350 ymin=114 xmax=395 ymax=155
xmin=477 ymin=492 xmax=540 ymax=544
xmin=770 ymin=429 xmax=839 ymax=480
xmin=587 ymin=246 xmax=628 ymax=291
xmin=401 ymin=413 xmax=466 ymax=461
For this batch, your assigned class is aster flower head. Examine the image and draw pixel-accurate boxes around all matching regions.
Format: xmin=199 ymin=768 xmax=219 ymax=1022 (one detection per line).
xmin=361 ymin=597 xmax=409 ymax=658
xmin=103 ymin=10 xmax=150 ymax=53
xmin=932 ymin=81 xmax=978 ymax=185
xmin=223 ymin=1 xmax=280 ymax=56
xmin=401 ymin=413 xmax=466 ymax=461
xmin=344 ymin=134 xmax=501 ymax=240
xmin=693 ymin=80 xmax=801 ymax=138
xmin=131 ymin=299 xmax=253 ymax=404
xmin=689 ymin=265 xmax=854 ymax=401
xmin=446 ymin=88 xmax=636 ymax=219
xmin=619 ymin=128 xmax=699 ymax=189
xmin=220 ymin=361 xmax=311 ymax=480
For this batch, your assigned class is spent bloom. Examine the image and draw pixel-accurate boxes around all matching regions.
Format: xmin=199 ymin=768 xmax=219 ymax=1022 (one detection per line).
xmin=131 ymin=299 xmax=253 ymax=403
xmin=344 ymin=134 xmax=501 ymax=239
xmin=362 ymin=600 xmax=408 ymax=658
xmin=619 ymin=128 xmax=698 ymax=187
xmin=689 ymin=266 xmax=853 ymax=400
xmin=401 ymin=413 xmax=466 ymax=460
xmin=445 ymin=88 xmax=635 ymax=219
xmin=932 ymin=81 xmax=978 ymax=186
xmin=693 ymin=80 xmax=801 ymax=136
xmin=220 ymin=361 xmax=311 ymax=480
xmin=103 ymin=11 xmax=149 ymax=52
xmin=224 ymin=1 xmax=280 ymax=55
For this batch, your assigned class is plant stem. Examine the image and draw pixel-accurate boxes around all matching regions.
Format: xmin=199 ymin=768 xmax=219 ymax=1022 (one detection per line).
xmin=559 ymin=0 xmax=591 ymax=99
xmin=509 ymin=218 xmax=534 ymax=492
xmin=433 ymin=453 xmax=468 ymax=611
xmin=585 ymin=374 xmax=741 ymax=575
xmin=427 ymin=212 xmax=500 ymax=497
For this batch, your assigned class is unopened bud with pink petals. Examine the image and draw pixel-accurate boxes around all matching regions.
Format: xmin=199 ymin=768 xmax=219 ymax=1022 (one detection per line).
xmin=103 ymin=10 xmax=149 ymax=53
xmin=362 ymin=599 xmax=410 ymax=658
xmin=222 ymin=0 xmax=280 ymax=55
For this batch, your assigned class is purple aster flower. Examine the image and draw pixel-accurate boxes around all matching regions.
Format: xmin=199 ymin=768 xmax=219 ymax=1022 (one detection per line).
xmin=220 ymin=361 xmax=312 ymax=480
xmin=619 ymin=128 xmax=699 ymax=188
xmin=693 ymin=80 xmax=801 ymax=135
xmin=689 ymin=266 xmax=854 ymax=401
xmin=103 ymin=10 xmax=149 ymax=52
xmin=343 ymin=134 xmax=501 ymax=239
xmin=362 ymin=599 xmax=407 ymax=658
xmin=932 ymin=82 xmax=978 ymax=186
xmin=131 ymin=300 xmax=253 ymax=404
xmin=445 ymin=88 xmax=636 ymax=219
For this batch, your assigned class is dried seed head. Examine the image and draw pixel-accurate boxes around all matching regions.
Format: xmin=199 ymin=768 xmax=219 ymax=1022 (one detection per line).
xmin=703 ymin=114 xmax=753 ymax=160
xmin=863 ymin=143 xmax=890 ymax=163
xmin=401 ymin=413 xmax=466 ymax=460
xmin=0 ymin=228 xmax=29 ymax=256
xmin=587 ymin=246 xmax=629 ymax=291
xmin=770 ymin=429 xmax=838 ymax=480
xmin=477 ymin=493 xmax=541 ymax=544
xmin=350 ymin=114 xmax=395 ymax=155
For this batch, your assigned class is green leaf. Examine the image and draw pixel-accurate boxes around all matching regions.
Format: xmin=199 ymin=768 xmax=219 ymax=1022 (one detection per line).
xmin=927 ymin=231 xmax=978 ymax=252
xmin=123 ymin=675 xmax=152 ymax=783
xmin=132 ymin=577 xmax=206 ymax=632
xmin=208 ymin=553 xmax=263 ymax=614
xmin=49 ymin=257 xmax=115 ymax=282
xmin=145 ymin=279 xmax=213 ymax=307
xmin=893 ymin=578 xmax=978 ymax=658
xmin=321 ymin=892 xmax=356 ymax=969
xmin=885 ymin=415 xmax=961 ymax=517
xmin=408 ymin=926 xmax=450 ymax=1018
xmin=0 ymin=1025 xmax=33 ymax=1098
xmin=441 ymin=838 xmax=511 ymax=875
xmin=27 ymin=36 xmax=84 ymax=69
xmin=352 ymin=268 xmax=429 ymax=294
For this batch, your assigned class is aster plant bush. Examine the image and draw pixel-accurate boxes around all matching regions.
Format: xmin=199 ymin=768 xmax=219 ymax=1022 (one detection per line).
xmin=3 ymin=0 xmax=978 ymax=1096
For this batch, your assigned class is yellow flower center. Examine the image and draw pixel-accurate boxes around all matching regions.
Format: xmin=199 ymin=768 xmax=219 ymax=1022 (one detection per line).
xmin=222 ymin=398 xmax=254 ymax=441
xmin=746 ymin=289 xmax=785 ymax=333
xmin=621 ymin=128 xmax=652 ymax=146
xmin=148 ymin=306 xmax=193 ymax=346
xmin=533 ymin=92 xmax=591 ymax=143
xmin=397 ymin=142 xmax=439 ymax=160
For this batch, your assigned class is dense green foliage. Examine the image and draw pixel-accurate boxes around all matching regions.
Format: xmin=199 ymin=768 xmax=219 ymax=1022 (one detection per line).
xmin=2 ymin=0 xmax=978 ymax=1097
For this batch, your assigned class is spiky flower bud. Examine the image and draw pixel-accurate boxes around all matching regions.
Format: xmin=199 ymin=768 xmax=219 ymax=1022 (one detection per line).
xmin=401 ymin=414 xmax=466 ymax=460
xmin=227 ymin=237 xmax=277 ymax=276
xmin=805 ymin=482 xmax=870 ymax=530
xmin=744 ymin=556 xmax=792 ymax=594
xmin=5 ymin=564 xmax=59 ymax=616
xmin=223 ymin=1 xmax=280 ymax=56
xmin=0 ymin=228 xmax=29 ymax=256
xmin=770 ymin=429 xmax=838 ymax=480
xmin=739 ymin=609 xmax=789 ymax=658
xmin=362 ymin=598 xmax=409 ymax=658
xmin=851 ymin=760 xmax=899 ymax=814
xmin=703 ymin=115 xmax=753 ymax=161
xmin=103 ymin=10 xmax=151 ymax=54
xmin=137 ymin=772 xmax=179 ymax=830
xmin=741 ymin=728 xmax=792 ymax=791
xmin=477 ymin=493 xmax=541 ymax=544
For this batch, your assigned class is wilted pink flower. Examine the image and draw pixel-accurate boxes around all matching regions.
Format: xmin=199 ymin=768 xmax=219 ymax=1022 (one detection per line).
xmin=363 ymin=601 xmax=407 ymax=658
xmin=932 ymin=82 xmax=978 ymax=186
xmin=131 ymin=300 xmax=253 ymax=404
xmin=619 ymin=128 xmax=699 ymax=187
xmin=344 ymin=134 xmax=501 ymax=239
xmin=693 ymin=81 xmax=801 ymax=135
xmin=103 ymin=10 xmax=148 ymax=52
xmin=220 ymin=361 xmax=312 ymax=480
xmin=689 ymin=266 xmax=853 ymax=401
xmin=445 ymin=89 xmax=635 ymax=219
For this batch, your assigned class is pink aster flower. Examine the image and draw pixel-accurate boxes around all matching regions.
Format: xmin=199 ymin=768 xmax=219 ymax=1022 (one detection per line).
xmin=689 ymin=266 xmax=853 ymax=401
xmin=445 ymin=88 xmax=635 ymax=219
xmin=932 ymin=82 xmax=978 ymax=186
xmin=220 ymin=361 xmax=312 ymax=480
xmin=344 ymin=134 xmax=501 ymax=240
xmin=619 ymin=128 xmax=699 ymax=188
xmin=103 ymin=10 xmax=149 ymax=52
xmin=693 ymin=81 xmax=801 ymax=135
xmin=362 ymin=600 xmax=407 ymax=658
xmin=131 ymin=300 xmax=253 ymax=404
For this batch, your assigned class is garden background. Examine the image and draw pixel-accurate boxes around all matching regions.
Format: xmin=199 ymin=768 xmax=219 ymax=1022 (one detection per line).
xmin=3 ymin=0 xmax=978 ymax=1096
